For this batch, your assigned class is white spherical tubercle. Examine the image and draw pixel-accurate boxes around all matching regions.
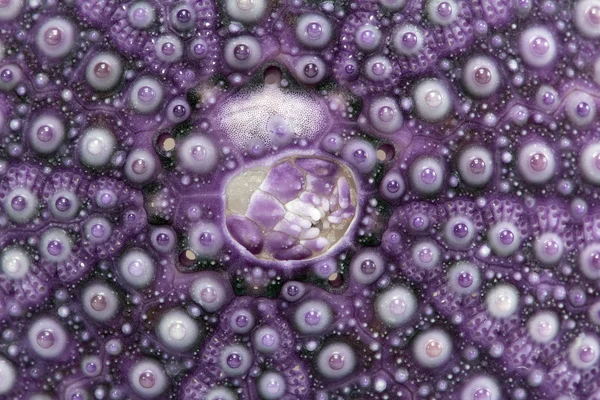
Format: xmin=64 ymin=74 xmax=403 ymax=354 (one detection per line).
xmin=412 ymin=329 xmax=453 ymax=368
xmin=457 ymin=146 xmax=494 ymax=187
xmin=35 ymin=17 xmax=76 ymax=58
xmin=177 ymin=135 xmax=219 ymax=174
xmin=0 ymin=0 xmax=24 ymax=21
xmin=27 ymin=317 xmax=68 ymax=359
xmin=157 ymin=309 xmax=200 ymax=350
xmin=580 ymin=141 xmax=600 ymax=185
xmin=413 ymin=79 xmax=452 ymax=122
xmin=82 ymin=283 xmax=120 ymax=322
xmin=485 ymin=284 xmax=519 ymax=318
xmin=118 ymin=249 xmax=156 ymax=288
xmin=85 ymin=52 xmax=123 ymax=91
xmin=574 ymin=0 xmax=600 ymax=38
xmin=78 ymin=127 xmax=117 ymax=168
xmin=527 ymin=311 xmax=560 ymax=343
xmin=225 ymin=0 xmax=267 ymax=23
xmin=0 ymin=356 xmax=16 ymax=395
xmin=375 ymin=286 xmax=417 ymax=327
xmin=519 ymin=27 xmax=557 ymax=68
xmin=1 ymin=247 xmax=30 ymax=280
xmin=129 ymin=358 xmax=169 ymax=398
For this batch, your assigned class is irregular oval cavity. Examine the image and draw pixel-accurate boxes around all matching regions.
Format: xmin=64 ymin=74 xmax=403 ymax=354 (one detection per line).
xmin=224 ymin=155 xmax=358 ymax=261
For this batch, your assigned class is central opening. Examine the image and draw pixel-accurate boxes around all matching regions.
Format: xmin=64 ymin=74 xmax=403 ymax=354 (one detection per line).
xmin=224 ymin=155 xmax=358 ymax=261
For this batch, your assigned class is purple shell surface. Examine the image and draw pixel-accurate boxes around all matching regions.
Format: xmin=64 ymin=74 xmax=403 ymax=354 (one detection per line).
xmin=2 ymin=0 xmax=600 ymax=399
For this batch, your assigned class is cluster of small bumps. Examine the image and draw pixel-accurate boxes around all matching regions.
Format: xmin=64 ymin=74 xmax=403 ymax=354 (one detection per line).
xmin=1 ymin=0 xmax=600 ymax=399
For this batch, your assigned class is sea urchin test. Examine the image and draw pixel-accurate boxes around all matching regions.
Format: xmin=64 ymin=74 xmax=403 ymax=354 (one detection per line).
xmin=2 ymin=0 xmax=600 ymax=399
xmin=224 ymin=155 xmax=358 ymax=261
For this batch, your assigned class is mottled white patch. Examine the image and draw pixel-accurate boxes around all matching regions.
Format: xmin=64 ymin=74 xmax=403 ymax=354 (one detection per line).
xmin=217 ymin=86 xmax=326 ymax=150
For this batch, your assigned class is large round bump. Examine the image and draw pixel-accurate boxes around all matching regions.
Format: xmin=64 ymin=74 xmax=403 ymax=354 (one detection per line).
xmin=177 ymin=135 xmax=218 ymax=174
xmin=35 ymin=18 xmax=76 ymax=58
xmin=412 ymin=329 xmax=452 ymax=368
xmin=85 ymin=52 xmax=123 ymax=91
xmin=293 ymin=300 xmax=333 ymax=335
xmin=39 ymin=228 xmax=72 ymax=262
xmin=190 ymin=273 xmax=231 ymax=313
xmin=129 ymin=77 xmax=164 ymax=114
xmin=485 ymin=284 xmax=519 ymax=318
xmin=225 ymin=0 xmax=267 ymax=23
xmin=517 ymin=142 xmax=555 ymax=184
xmin=27 ymin=317 xmax=68 ymax=359
xmin=0 ymin=356 xmax=16 ymax=395
xmin=118 ymin=249 xmax=155 ymax=288
xmin=410 ymin=157 xmax=445 ymax=195
xmin=375 ymin=286 xmax=417 ymax=327
xmin=129 ymin=359 xmax=169 ymax=398
xmin=188 ymin=221 xmax=224 ymax=258
xmin=4 ymin=187 xmax=38 ymax=223
xmin=219 ymin=344 xmax=252 ymax=377
xmin=82 ymin=283 xmax=120 ymax=322
xmin=316 ymin=342 xmax=356 ymax=380
xmin=568 ymin=334 xmax=600 ymax=369
xmin=224 ymin=36 xmax=262 ymax=71
xmin=457 ymin=146 xmax=493 ymax=187
xmin=156 ymin=309 xmax=200 ymax=350
xmin=28 ymin=115 xmax=65 ymax=154
xmin=580 ymin=142 xmax=600 ymax=185
xmin=0 ymin=0 xmax=23 ymax=21
xmin=460 ymin=376 xmax=501 ymax=400
xmin=519 ymin=27 xmax=557 ymax=68
xmin=295 ymin=14 xmax=333 ymax=49
xmin=78 ymin=127 xmax=117 ymax=168
xmin=1 ymin=247 xmax=30 ymax=280
xmin=574 ymin=0 xmax=600 ymax=38
xmin=350 ymin=249 xmax=385 ymax=285
xmin=368 ymin=97 xmax=403 ymax=134
xmin=413 ymin=79 xmax=452 ymax=122
xmin=462 ymin=56 xmax=501 ymax=98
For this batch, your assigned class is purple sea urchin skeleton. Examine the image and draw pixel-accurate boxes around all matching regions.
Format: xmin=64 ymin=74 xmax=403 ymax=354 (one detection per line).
xmin=1 ymin=0 xmax=600 ymax=399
